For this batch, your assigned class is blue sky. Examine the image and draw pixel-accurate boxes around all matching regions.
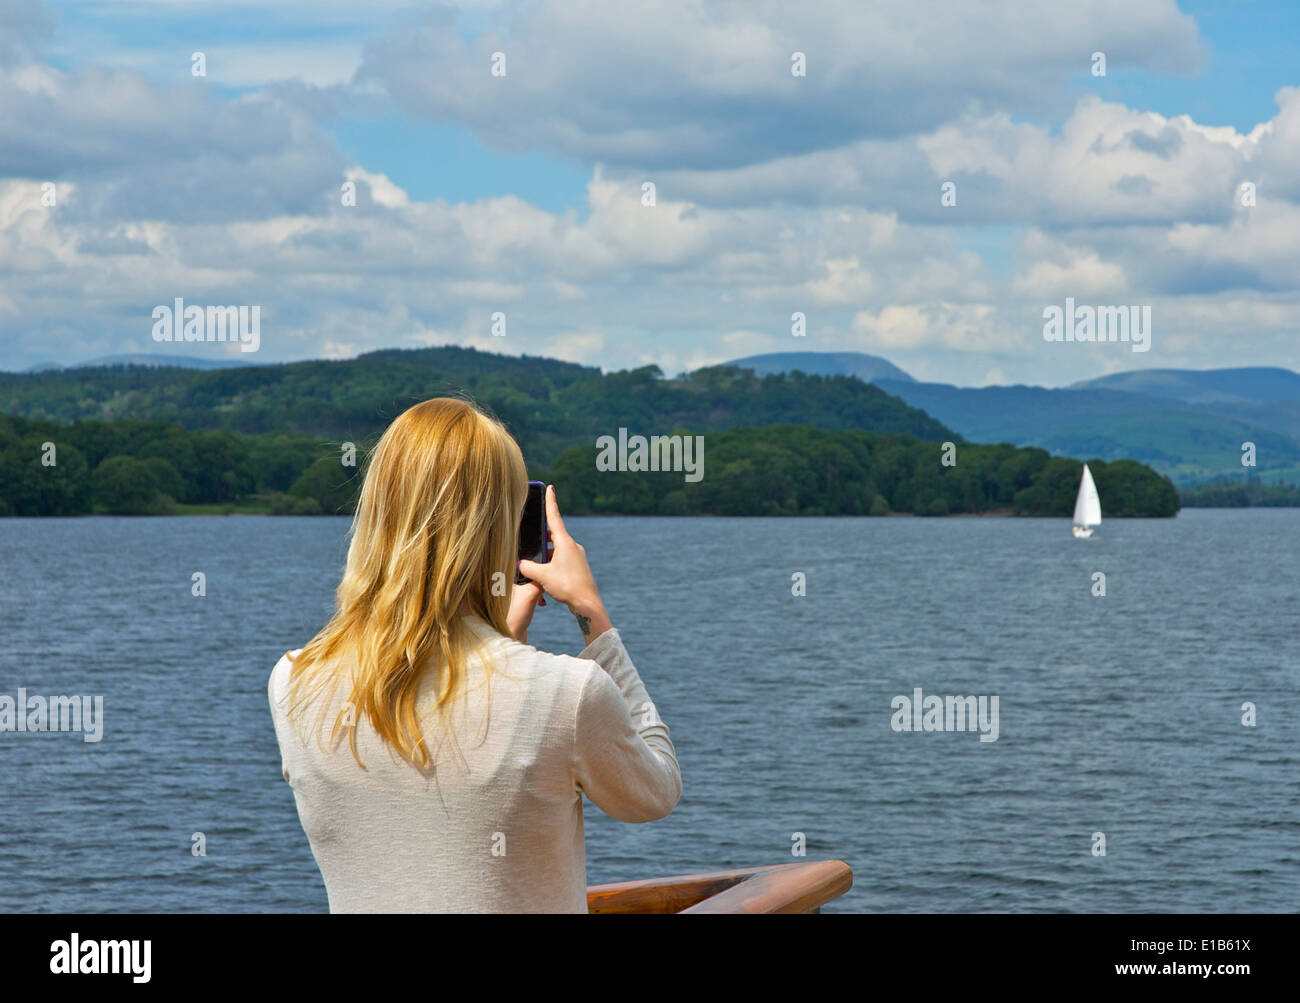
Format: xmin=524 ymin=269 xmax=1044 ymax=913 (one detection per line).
xmin=3 ymin=0 xmax=1299 ymax=386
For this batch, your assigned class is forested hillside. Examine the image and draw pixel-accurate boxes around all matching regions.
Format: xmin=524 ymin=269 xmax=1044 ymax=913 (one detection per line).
xmin=0 ymin=346 xmax=954 ymax=466
xmin=545 ymin=428 xmax=1180 ymax=517
xmin=0 ymin=346 xmax=1184 ymax=518
xmin=0 ymin=412 xmax=1179 ymax=519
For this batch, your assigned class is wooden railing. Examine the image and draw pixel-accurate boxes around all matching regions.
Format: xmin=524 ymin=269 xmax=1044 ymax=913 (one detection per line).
xmin=587 ymin=859 xmax=852 ymax=914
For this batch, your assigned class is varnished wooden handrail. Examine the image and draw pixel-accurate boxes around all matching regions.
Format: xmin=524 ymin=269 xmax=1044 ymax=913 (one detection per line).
xmin=587 ymin=862 xmax=797 ymax=914
xmin=587 ymin=860 xmax=852 ymax=914
xmin=680 ymin=859 xmax=852 ymax=913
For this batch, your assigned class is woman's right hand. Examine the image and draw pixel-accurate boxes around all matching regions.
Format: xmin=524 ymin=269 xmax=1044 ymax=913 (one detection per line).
xmin=517 ymin=485 xmax=612 ymax=643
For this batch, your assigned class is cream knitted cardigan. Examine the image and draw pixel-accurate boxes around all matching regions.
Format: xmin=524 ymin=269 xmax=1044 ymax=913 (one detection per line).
xmin=268 ymin=616 xmax=680 ymax=912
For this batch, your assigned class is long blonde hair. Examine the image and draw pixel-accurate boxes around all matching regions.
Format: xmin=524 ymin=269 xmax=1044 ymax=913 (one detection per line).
xmin=285 ymin=396 xmax=528 ymax=768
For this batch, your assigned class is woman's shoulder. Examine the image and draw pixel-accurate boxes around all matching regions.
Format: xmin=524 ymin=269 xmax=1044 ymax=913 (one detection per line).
xmin=267 ymin=648 xmax=304 ymax=704
xmin=495 ymin=636 xmax=602 ymax=691
xmin=464 ymin=616 xmax=593 ymax=680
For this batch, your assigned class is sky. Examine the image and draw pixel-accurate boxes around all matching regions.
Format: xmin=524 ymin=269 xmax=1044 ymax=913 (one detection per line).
xmin=1 ymin=0 xmax=1298 ymax=386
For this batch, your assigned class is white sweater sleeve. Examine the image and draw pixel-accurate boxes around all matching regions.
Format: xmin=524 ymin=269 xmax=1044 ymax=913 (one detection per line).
xmin=572 ymin=628 xmax=681 ymax=823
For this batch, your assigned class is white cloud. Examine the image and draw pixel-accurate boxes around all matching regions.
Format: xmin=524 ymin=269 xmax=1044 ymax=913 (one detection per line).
xmin=851 ymin=303 xmax=1004 ymax=352
xmin=1009 ymin=246 xmax=1130 ymax=300
xmin=0 ymin=56 xmax=346 ymax=222
xmin=626 ymin=88 xmax=1300 ymax=245
xmin=107 ymin=41 xmax=364 ymax=88
xmin=543 ymin=330 xmax=606 ymax=364
xmin=806 ymin=257 xmax=874 ymax=305
xmin=345 ymin=167 xmax=410 ymax=207
xmin=446 ymin=280 xmax=525 ymax=301
xmin=358 ymin=0 xmax=1204 ymax=169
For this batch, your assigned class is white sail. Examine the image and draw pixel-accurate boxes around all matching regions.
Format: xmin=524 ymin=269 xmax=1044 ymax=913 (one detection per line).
xmin=1073 ymin=463 xmax=1102 ymax=527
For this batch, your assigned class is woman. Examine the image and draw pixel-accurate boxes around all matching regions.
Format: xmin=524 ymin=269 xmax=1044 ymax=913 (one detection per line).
xmin=268 ymin=397 xmax=681 ymax=913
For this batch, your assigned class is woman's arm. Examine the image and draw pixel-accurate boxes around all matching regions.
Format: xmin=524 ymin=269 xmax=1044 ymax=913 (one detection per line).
xmin=517 ymin=484 xmax=680 ymax=820
xmin=572 ymin=630 xmax=681 ymax=822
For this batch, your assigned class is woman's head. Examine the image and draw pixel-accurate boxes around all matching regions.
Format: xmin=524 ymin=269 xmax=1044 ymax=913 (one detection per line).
xmin=345 ymin=396 xmax=529 ymax=632
xmin=286 ymin=397 xmax=529 ymax=768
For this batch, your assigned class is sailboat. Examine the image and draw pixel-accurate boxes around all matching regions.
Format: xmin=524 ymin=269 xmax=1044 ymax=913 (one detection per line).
xmin=1072 ymin=463 xmax=1102 ymax=538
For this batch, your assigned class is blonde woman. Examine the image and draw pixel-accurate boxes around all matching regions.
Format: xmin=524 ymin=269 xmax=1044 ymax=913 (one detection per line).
xmin=268 ymin=397 xmax=680 ymax=912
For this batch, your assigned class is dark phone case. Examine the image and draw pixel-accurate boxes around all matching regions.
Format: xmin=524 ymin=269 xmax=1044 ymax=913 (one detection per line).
xmin=516 ymin=482 xmax=548 ymax=584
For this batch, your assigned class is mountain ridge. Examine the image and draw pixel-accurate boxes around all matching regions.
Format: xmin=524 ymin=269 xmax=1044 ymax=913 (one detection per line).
xmin=724 ymin=351 xmax=914 ymax=383
xmin=721 ymin=351 xmax=1300 ymax=486
xmin=20 ymin=353 xmax=259 ymax=374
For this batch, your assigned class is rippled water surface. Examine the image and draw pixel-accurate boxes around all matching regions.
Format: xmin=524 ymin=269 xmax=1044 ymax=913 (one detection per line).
xmin=1 ymin=509 xmax=1297 ymax=912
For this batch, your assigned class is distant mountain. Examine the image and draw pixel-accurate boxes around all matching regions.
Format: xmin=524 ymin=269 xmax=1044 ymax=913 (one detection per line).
xmin=875 ymin=377 xmax=1300 ymax=486
xmin=713 ymin=354 xmax=1300 ymax=485
xmin=20 ymin=353 xmax=256 ymax=373
xmin=725 ymin=351 xmax=914 ymax=383
xmin=1071 ymin=367 xmax=1300 ymax=405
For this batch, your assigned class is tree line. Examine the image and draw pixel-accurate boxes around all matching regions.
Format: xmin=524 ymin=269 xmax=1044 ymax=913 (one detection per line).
xmin=0 ymin=413 xmax=358 ymax=516
xmin=1180 ymin=477 xmax=1300 ymax=507
xmin=0 ymin=413 xmax=1180 ymax=518
xmin=540 ymin=426 xmax=1181 ymax=517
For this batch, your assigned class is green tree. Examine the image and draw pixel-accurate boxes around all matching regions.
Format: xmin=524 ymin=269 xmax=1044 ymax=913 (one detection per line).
xmin=94 ymin=456 xmax=172 ymax=514
xmin=0 ymin=434 xmax=92 ymax=516
xmin=290 ymin=457 xmax=361 ymax=514
xmin=141 ymin=457 xmax=184 ymax=504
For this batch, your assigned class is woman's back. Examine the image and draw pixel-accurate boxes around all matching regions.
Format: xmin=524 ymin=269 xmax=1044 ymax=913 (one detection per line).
xmin=269 ymin=615 xmax=680 ymax=913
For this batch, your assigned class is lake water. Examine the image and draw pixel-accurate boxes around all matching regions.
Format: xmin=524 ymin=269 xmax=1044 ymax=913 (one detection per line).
xmin=1 ymin=509 xmax=1296 ymax=913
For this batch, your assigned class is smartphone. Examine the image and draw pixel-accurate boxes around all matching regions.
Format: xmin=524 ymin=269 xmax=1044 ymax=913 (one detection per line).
xmin=515 ymin=481 xmax=548 ymax=584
